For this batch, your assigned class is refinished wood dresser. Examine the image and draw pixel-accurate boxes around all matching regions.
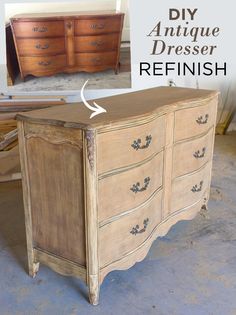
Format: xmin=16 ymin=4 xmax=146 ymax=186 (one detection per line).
xmin=10 ymin=11 xmax=124 ymax=80
xmin=17 ymin=87 xmax=218 ymax=305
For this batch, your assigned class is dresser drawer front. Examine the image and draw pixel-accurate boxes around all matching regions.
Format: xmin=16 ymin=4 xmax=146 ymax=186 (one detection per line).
xmin=171 ymin=162 xmax=211 ymax=213
xmin=12 ymin=21 xmax=65 ymax=38
xmin=97 ymin=116 xmax=166 ymax=174
xmin=99 ymin=190 xmax=162 ymax=267
xmin=74 ymin=17 xmax=122 ymax=35
xmin=20 ymin=55 xmax=67 ymax=74
xmin=16 ymin=38 xmax=66 ymax=56
xmin=173 ymin=128 xmax=214 ymax=178
xmin=75 ymin=51 xmax=117 ymax=67
xmin=74 ymin=34 xmax=120 ymax=53
xmin=98 ymin=152 xmax=164 ymax=222
xmin=175 ymin=98 xmax=217 ymax=141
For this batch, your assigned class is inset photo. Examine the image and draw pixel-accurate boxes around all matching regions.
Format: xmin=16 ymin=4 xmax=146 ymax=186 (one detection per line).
xmin=5 ymin=0 xmax=131 ymax=91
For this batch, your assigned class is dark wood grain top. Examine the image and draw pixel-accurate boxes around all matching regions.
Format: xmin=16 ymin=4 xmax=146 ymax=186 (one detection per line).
xmin=17 ymin=87 xmax=218 ymax=130
xmin=11 ymin=11 xmax=124 ymax=21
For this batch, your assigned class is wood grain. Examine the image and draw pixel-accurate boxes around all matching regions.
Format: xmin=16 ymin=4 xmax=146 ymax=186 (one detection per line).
xmin=98 ymin=151 xmax=163 ymax=222
xmin=17 ymin=87 xmax=218 ymax=305
xmin=173 ymin=128 xmax=214 ymax=178
xmin=11 ymin=12 xmax=124 ymax=80
xmin=175 ymin=98 xmax=217 ymax=141
xmin=171 ymin=162 xmax=211 ymax=214
xmin=74 ymin=17 xmax=123 ymax=35
xmin=12 ymin=21 xmax=65 ymax=38
xmin=97 ymin=115 xmax=165 ymax=174
xmin=74 ymin=34 xmax=119 ymax=53
xmin=17 ymin=38 xmax=65 ymax=56
xmin=99 ymin=189 xmax=162 ymax=267
xmin=26 ymin=125 xmax=85 ymax=266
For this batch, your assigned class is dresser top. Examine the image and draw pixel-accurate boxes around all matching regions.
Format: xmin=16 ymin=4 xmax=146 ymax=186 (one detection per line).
xmin=11 ymin=11 xmax=124 ymax=20
xmin=17 ymin=87 xmax=218 ymax=130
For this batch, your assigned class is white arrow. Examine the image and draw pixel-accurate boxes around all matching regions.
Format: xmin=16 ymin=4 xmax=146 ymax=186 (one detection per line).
xmin=80 ymin=80 xmax=107 ymax=119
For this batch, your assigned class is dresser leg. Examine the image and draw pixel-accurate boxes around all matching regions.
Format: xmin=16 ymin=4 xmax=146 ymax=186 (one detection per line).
xmin=28 ymin=261 xmax=40 ymax=278
xmin=88 ymin=275 xmax=100 ymax=305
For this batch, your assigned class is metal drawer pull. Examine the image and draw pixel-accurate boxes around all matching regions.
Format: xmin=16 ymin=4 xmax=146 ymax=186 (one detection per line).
xmin=38 ymin=61 xmax=51 ymax=66
xmin=193 ymin=147 xmax=206 ymax=159
xmin=35 ymin=44 xmax=49 ymax=50
xmin=91 ymin=41 xmax=104 ymax=47
xmin=130 ymin=218 xmax=149 ymax=236
xmin=196 ymin=114 xmax=209 ymax=124
xmin=91 ymin=58 xmax=101 ymax=63
xmin=131 ymin=135 xmax=152 ymax=150
xmin=130 ymin=177 xmax=151 ymax=194
xmin=32 ymin=26 xmax=48 ymax=33
xmin=90 ymin=23 xmax=105 ymax=29
xmin=191 ymin=181 xmax=203 ymax=193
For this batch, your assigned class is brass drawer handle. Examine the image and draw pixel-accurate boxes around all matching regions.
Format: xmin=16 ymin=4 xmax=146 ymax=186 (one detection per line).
xmin=196 ymin=114 xmax=209 ymax=125
xmin=131 ymin=135 xmax=152 ymax=151
xmin=91 ymin=41 xmax=104 ymax=47
xmin=90 ymin=23 xmax=105 ymax=29
xmin=130 ymin=218 xmax=149 ymax=235
xmin=193 ymin=147 xmax=206 ymax=159
xmin=32 ymin=26 xmax=48 ymax=33
xmin=130 ymin=177 xmax=151 ymax=194
xmin=191 ymin=181 xmax=203 ymax=193
xmin=38 ymin=61 xmax=51 ymax=66
xmin=91 ymin=58 xmax=102 ymax=64
xmin=35 ymin=44 xmax=49 ymax=50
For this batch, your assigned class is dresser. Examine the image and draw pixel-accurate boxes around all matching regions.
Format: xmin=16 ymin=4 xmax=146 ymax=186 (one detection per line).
xmin=10 ymin=11 xmax=124 ymax=81
xmin=17 ymin=87 xmax=218 ymax=305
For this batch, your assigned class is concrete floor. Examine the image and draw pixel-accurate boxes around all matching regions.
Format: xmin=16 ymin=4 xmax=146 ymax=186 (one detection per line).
xmin=0 ymin=132 xmax=236 ymax=315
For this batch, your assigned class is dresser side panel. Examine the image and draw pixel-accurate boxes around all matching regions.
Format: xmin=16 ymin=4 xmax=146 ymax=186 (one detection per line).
xmin=24 ymin=123 xmax=86 ymax=266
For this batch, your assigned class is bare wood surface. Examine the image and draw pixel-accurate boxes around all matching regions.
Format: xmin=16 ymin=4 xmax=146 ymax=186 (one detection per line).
xmin=17 ymin=87 xmax=218 ymax=129
xmin=83 ymin=129 xmax=100 ymax=305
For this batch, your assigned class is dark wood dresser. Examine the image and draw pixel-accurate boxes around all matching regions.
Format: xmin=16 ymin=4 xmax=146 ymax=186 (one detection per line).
xmin=17 ymin=87 xmax=218 ymax=305
xmin=10 ymin=11 xmax=124 ymax=81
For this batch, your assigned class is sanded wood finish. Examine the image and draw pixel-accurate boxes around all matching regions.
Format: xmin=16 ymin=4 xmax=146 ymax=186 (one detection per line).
xmin=17 ymin=87 xmax=218 ymax=305
xmin=10 ymin=11 xmax=124 ymax=80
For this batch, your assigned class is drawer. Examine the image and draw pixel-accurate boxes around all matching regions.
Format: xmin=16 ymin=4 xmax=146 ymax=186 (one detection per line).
xmin=175 ymin=98 xmax=217 ymax=141
xmin=20 ymin=55 xmax=67 ymax=74
xmin=99 ymin=190 xmax=162 ymax=267
xmin=75 ymin=51 xmax=117 ymax=67
xmin=97 ymin=116 xmax=166 ymax=174
xmin=74 ymin=17 xmax=122 ymax=36
xmin=12 ymin=21 xmax=65 ymax=38
xmin=98 ymin=151 xmax=164 ymax=222
xmin=171 ymin=162 xmax=211 ymax=213
xmin=74 ymin=34 xmax=120 ymax=53
xmin=173 ymin=128 xmax=214 ymax=178
xmin=16 ymin=38 xmax=66 ymax=56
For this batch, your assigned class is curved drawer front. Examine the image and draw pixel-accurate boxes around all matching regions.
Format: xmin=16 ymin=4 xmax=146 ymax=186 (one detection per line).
xmin=74 ymin=34 xmax=120 ymax=53
xmin=75 ymin=51 xmax=117 ymax=67
xmin=175 ymin=98 xmax=217 ymax=141
xmin=173 ymin=128 xmax=214 ymax=178
xmin=17 ymin=38 xmax=66 ymax=56
xmin=12 ymin=21 xmax=65 ymax=38
xmin=20 ymin=55 xmax=67 ymax=74
xmin=97 ymin=116 xmax=166 ymax=174
xmin=98 ymin=151 xmax=164 ymax=222
xmin=171 ymin=162 xmax=211 ymax=213
xmin=99 ymin=190 xmax=162 ymax=267
xmin=75 ymin=17 xmax=122 ymax=36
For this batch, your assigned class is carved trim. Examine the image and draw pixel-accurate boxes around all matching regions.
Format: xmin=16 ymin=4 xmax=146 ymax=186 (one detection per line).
xmin=85 ymin=130 xmax=95 ymax=170
xmin=25 ymin=134 xmax=82 ymax=148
